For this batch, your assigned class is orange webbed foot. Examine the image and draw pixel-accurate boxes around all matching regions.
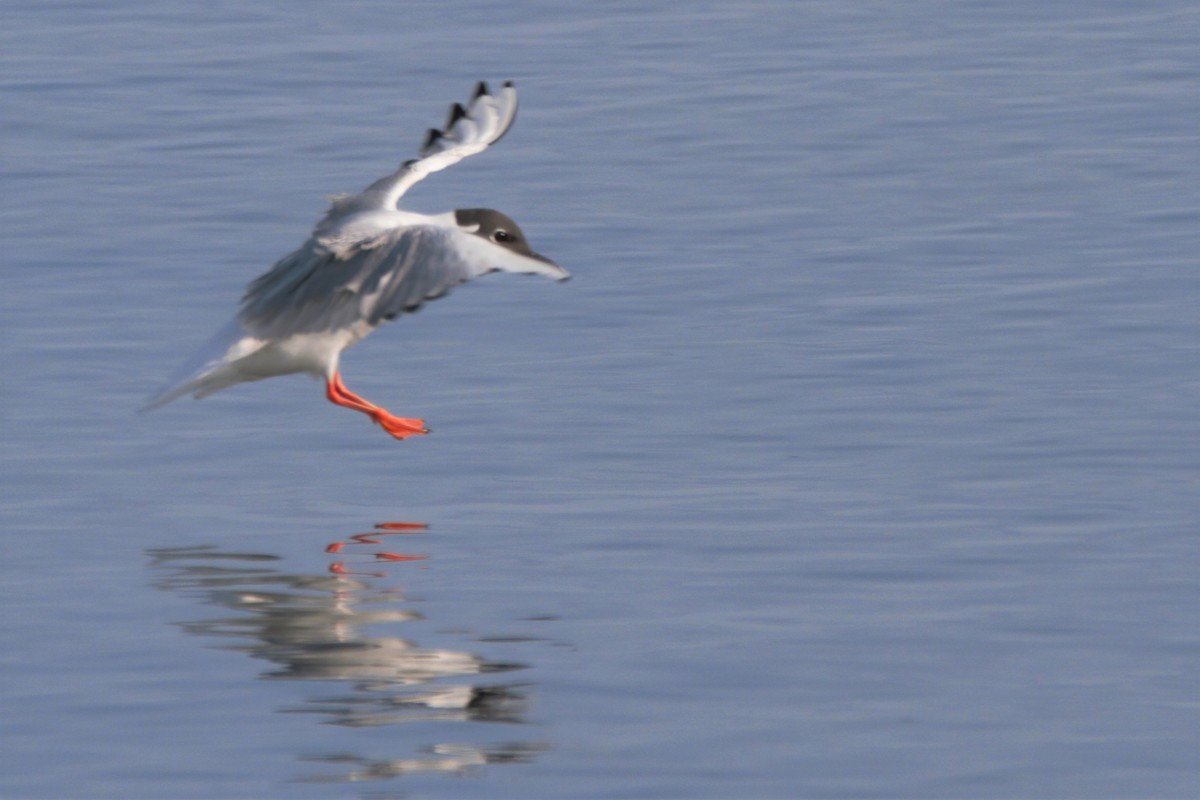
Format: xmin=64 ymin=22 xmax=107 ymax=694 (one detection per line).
xmin=371 ymin=410 xmax=430 ymax=440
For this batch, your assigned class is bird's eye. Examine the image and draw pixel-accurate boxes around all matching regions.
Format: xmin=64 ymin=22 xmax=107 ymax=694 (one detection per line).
xmin=492 ymin=230 xmax=514 ymax=243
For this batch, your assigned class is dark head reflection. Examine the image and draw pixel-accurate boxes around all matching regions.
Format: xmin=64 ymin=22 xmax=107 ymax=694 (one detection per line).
xmin=147 ymin=527 xmax=548 ymax=784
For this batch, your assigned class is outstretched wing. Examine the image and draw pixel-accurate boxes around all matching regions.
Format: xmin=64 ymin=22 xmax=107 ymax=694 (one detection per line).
xmin=238 ymin=223 xmax=561 ymax=340
xmin=356 ymin=80 xmax=519 ymax=212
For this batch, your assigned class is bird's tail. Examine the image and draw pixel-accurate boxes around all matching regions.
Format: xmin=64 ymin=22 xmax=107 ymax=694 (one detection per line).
xmin=142 ymin=319 xmax=257 ymax=411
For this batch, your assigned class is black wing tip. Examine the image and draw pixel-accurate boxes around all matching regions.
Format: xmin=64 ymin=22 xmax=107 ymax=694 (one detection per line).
xmin=475 ymin=80 xmax=514 ymax=98
xmin=417 ymin=81 xmax=517 ymax=157
xmin=444 ymin=102 xmax=468 ymax=130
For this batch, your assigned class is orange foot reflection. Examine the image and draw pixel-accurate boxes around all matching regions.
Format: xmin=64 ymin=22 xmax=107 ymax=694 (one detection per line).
xmin=326 ymin=521 xmax=429 ymax=575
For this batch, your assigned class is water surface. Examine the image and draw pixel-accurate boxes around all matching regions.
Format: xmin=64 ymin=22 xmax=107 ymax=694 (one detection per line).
xmin=2 ymin=2 xmax=1198 ymax=798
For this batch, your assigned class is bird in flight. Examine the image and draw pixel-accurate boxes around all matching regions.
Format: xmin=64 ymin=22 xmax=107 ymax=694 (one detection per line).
xmin=146 ymin=81 xmax=568 ymax=439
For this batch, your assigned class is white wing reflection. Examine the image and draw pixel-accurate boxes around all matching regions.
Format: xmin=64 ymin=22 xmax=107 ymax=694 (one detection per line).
xmin=147 ymin=532 xmax=551 ymax=785
xmin=296 ymin=742 xmax=547 ymax=783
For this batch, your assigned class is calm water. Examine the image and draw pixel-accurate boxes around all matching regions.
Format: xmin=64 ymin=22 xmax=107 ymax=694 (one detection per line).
xmin=3 ymin=2 xmax=1198 ymax=798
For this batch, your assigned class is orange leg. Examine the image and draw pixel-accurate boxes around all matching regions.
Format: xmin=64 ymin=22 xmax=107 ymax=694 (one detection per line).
xmin=325 ymin=371 xmax=429 ymax=440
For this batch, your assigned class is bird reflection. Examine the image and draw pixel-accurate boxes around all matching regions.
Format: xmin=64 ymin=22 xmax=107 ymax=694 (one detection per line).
xmin=296 ymin=741 xmax=547 ymax=783
xmin=147 ymin=523 xmax=548 ymax=784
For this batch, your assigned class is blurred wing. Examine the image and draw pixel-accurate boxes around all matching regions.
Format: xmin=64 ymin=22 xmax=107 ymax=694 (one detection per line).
xmin=360 ymin=81 xmax=519 ymax=211
xmin=237 ymin=222 xmax=561 ymax=340
xmin=238 ymin=226 xmax=487 ymax=338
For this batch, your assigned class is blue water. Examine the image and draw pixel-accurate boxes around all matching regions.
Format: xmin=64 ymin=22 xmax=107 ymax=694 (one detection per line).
xmin=2 ymin=2 xmax=1198 ymax=798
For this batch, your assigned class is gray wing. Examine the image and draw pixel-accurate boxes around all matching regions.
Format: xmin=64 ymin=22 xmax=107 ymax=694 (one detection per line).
xmin=238 ymin=225 xmax=494 ymax=339
xmin=357 ymin=80 xmax=519 ymax=212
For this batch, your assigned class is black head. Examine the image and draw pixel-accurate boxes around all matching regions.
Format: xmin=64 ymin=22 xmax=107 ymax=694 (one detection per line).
xmin=454 ymin=208 xmax=558 ymax=268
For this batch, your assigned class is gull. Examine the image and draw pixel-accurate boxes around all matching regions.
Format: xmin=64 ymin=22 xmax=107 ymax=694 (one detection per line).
xmin=145 ymin=81 xmax=567 ymax=440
